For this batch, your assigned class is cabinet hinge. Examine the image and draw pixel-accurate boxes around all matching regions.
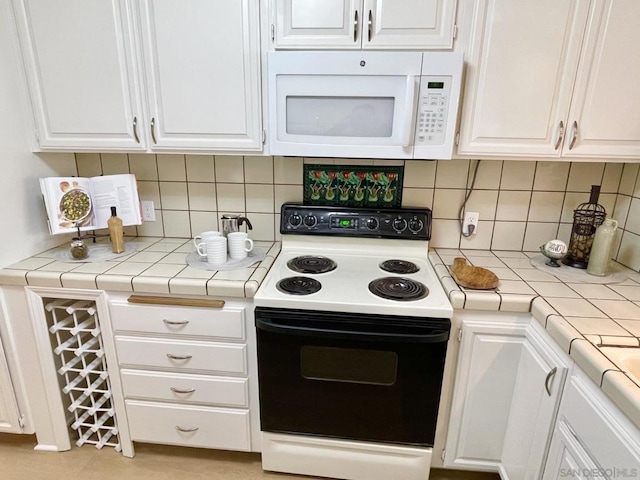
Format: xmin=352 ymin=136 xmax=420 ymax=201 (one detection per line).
xmin=18 ymin=414 xmax=25 ymax=429
xmin=453 ymin=24 xmax=458 ymax=40
xmin=441 ymin=449 xmax=446 ymax=461
xmin=455 ymin=132 xmax=460 ymax=146
xmin=262 ymin=129 xmax=267 ymax=144
xmin=457 ymin=328 xmax=463 ymax=342
xmin=271 ymin=24 xmax=275 ymax=42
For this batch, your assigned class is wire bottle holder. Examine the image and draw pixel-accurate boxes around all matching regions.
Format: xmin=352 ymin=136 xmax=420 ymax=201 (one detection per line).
xmin=562 ymin=185 xmax=606 ymax=269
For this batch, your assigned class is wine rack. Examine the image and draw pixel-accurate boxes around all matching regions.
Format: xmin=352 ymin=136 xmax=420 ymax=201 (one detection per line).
xmin=44 ymin=298 xmax=120 ymax=451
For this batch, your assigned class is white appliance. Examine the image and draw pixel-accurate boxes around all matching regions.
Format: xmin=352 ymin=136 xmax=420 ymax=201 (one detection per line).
xmin=267 ymin=51 xmax=463 ymax=160
xmin=254 ymin=204 xmax=453 ymax=480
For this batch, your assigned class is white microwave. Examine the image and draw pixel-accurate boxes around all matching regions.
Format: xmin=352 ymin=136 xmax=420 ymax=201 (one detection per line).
xmin=267 ymin=51 xmax=463 ymax=160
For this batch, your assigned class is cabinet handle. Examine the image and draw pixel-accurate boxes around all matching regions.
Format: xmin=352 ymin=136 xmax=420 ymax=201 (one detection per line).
xmin=544 ymin=367 xmax=558 ymax=396
xmin=554 ymin=120 xmax=564 ymax=150
xmin=367 ymin=9 xmax=373 ymax=42
xmin=354 ymin=10 xmax=359 ymax=43
xmin=170 ymin=387 xmax=196 ymax=394
xmin=166 ymin=353 xmax=192 ymax=360
xmin=568 ymin=121 xmax=578 ymax=150
xmin=133 ymin=116 xmax=140 ymax=144
xmin=151 ymin=117 xmax=157 ymax=144
xmin=175 ymin=425 xmax=199 ymax=433
xmin=163 ymin=319 xmax=189 ymax=326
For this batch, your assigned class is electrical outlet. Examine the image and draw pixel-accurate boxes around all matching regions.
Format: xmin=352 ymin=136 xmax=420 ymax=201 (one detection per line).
xmin=141 ymin=201 xmax=156 ymax=221
xmin=463 ymin=211 xmax=479 ymax=236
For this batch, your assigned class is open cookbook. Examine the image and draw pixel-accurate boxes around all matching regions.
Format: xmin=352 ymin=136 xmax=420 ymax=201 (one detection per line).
xmin=40 ymin=174 xmax=142 ymax=235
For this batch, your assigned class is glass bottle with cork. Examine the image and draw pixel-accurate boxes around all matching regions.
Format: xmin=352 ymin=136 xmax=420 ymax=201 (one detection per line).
xmin=108 ymin=206 xmax=125 ymax=253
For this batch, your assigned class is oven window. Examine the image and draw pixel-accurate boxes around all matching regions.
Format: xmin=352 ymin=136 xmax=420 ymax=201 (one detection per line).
xmin=300 ymin=346 xmax=397 ymax=385
xmin=286 ymin=96 xmax=394 ymax=137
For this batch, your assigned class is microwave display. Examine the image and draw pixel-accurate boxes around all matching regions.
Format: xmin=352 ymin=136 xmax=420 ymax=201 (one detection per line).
xmin=428 ymin=82 xmax=445 ymax=89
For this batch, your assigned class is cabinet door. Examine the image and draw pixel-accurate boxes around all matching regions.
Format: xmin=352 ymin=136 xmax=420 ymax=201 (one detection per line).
xmin=363 ymin=0 xmax=456 ymax=49
xmin=444 ymin=319 xmax=528 ymax=471
xmin=0 ymin=340 xmax=22 ymax=433
xmin=501 ymin=326 xmax=568 ymax=480
xmin=138 ymin=0 xmax=262 ymax=151
xmin=274 ymin=0 xmax=362 ymax=49
xmin=13 ymin=0 xmax=144 ymax=151
xmin=456 ymin=0 xmax=590 ymax=157
xmin=563 ymin=0 xmax=640 ymax=159
xmin=542 ymin=421 xmax=598 ymax=480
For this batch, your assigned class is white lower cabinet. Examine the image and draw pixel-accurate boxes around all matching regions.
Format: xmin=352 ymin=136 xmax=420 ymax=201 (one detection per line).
xmin=542 ymin=371 xmax=640 ymax=479
xmin=126 ymin=400 xmax=251 ymax=451
xmin=0 ymin=340 xmax=22 ymax=433
xmin=105 ymin=295 xmax=260 ymax=455
xmin=444 ymin=312 xmax=568 ymax=479
xmin=542 ymin=421 xmax=598 ymax=480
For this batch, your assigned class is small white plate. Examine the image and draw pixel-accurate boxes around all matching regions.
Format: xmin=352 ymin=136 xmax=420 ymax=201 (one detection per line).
xmin=185 ymin=248 xmax=266 ymax=271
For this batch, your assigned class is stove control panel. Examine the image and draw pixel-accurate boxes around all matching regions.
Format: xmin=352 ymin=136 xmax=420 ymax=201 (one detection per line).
xmin=280 ymin=203 xmax=432 ymax=240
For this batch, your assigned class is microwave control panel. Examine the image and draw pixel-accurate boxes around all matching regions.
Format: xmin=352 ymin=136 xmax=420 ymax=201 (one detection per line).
xmin=415 ymin=76 xmax=452 ymax=146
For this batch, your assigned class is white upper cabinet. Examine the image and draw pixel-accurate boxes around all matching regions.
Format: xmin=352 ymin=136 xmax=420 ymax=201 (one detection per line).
xmin=564 ymin=0 xmax=640 ymax=158
xmin=12 ymin=0 xmax=144 ymax=151
xmin=457 ymin=0 xmax=640 ymax=160
xmin=272 ymin=0 xmax=457 ymax=50
xmin=13 ymin=0 xmax=262 ymax=153
xmin=136 ymin=0 xmax=262 ymax=152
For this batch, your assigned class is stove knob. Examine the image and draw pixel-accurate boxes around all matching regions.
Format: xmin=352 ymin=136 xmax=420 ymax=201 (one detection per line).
xmin=365 ymin=217 xmax=379 ymax=230
xmin=408 ymin=218 xmax=424 ymax=233
xmin=289 ymin=214 xmax=302 ymax=227
xmin=392 ymin=217 xmax=407 ymax=232
xmin=303 ymin=215 xmax=317 ymax=227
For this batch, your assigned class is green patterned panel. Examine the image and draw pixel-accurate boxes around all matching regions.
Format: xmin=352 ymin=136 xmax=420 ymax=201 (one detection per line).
xmin=303 ymin=164 xmax=403 ymax=208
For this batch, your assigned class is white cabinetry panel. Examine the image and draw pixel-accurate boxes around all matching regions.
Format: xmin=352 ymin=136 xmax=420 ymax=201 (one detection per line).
xmin=13 ymin=0 xmax=144 ymax=151
xmin=565 ymin=0 xmax=640 ymax=158
xmin=126 ymin=400 xmax=251 ymax=451
xmin=363 ymin=0 xmax=456 ymax=49
xmin=0 ymin=338 xmax=21 ymax=433
xmin=457 ymin=0 xmax=640 ymax=160
xmin=137 ymin=0 xmax=262 ymax=151
xmin=445 ymin=318 xmax=527 ymax=470
xmin=273 ymin=0 xmax=456 ymax=50
xmin=456 ymin=0 xmax=589 ymax=157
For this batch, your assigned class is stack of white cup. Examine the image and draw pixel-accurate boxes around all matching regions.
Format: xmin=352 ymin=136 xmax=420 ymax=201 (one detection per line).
xmin=194 ymin=230 xmax=254 ymax=265
xmin=194 ymin=231 xmax=227 ymax=265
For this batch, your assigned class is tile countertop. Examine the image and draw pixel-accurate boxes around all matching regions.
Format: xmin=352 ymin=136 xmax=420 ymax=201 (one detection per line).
xmin=430 ymin=248 xmax=640 ymax=430
xmin=0 ymin=237 xmax=281 ymax=298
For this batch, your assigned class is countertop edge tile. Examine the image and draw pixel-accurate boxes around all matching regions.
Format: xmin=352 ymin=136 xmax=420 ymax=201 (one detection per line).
xmin=601 ymin=371 xmax=640 ymax=428
xmin=569 ymin=339 xmax=622 ymax=388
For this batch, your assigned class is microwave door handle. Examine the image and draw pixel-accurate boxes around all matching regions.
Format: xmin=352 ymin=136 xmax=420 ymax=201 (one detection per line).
xmin=401 ymin=76 xmax=418 ymax=147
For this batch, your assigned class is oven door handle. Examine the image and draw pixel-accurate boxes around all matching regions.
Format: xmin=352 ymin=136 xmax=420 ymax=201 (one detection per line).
xmin=255 ymin=318 xmax=449 ymax=343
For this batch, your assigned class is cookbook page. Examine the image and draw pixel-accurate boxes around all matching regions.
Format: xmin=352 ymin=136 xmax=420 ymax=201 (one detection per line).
xmin=89 ymin=174 xmax=141 ymax=228
xmin=40 ymin=177 xmax=96 ymax=235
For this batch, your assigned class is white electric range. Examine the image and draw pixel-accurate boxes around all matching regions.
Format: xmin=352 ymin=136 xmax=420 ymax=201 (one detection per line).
xmin=254 ymin=203 xmax=453 ymax=480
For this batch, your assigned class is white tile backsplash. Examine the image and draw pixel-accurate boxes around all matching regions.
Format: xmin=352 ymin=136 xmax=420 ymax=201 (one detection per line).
xmin=73 ymin=153 xmax=639 ymax=272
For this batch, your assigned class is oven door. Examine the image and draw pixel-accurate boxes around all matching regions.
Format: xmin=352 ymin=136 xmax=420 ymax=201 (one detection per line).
xmin=255 ymin=307 xmax=450 ymax=447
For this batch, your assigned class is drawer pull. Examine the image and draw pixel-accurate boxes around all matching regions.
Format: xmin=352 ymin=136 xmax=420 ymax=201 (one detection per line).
xmin=166 ymin=353 xmax=193 ymax=361
xmin=163 ymin=319 xmax=189 ymax=326
xmin=170 ymin=387 xmax=196 ymax=394
xmin=175 ymin=425 xmax=199 ymax=433
xmin=128 ymin=295 xmax=225 ymax=308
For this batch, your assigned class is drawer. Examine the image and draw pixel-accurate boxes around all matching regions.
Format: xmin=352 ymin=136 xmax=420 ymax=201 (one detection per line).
xmin=126 ymin=400 xmax=251 ymax=451
xmin=115 ymin=336 xmax=247 ymax=375
xmin=120 ymin=369 xmax=249 ymax=407
xmin=110 ymin=302 xmax=245 ymax=340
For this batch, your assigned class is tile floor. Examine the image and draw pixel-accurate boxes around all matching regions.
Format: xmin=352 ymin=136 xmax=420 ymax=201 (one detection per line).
xmin=0 ymin=434 xmax=499 ymax=480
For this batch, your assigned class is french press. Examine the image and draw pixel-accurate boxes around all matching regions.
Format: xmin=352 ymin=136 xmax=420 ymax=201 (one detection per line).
xmin=220 ymin=214 xmax=253 ymax=237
